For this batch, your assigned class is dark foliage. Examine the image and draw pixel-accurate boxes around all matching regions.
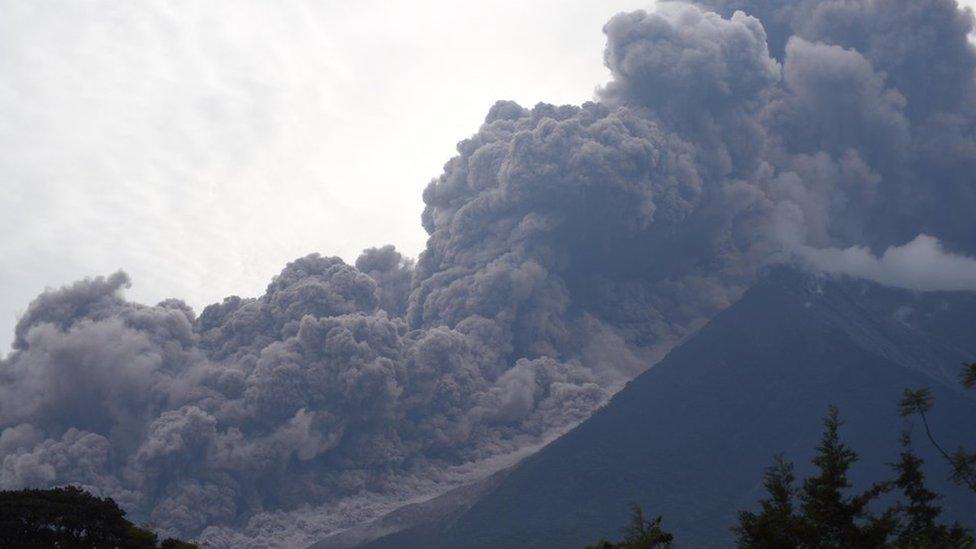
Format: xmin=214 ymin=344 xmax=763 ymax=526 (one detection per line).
xmin=0 ymin=486 xmax=198 ymax=548
xmin=736 ymin=407 xmax=895 ymax=548
xmin=890 ymin=435 xmax=971 ymax=548
xmin=734 ymin=456 xmax=803 ymax=548
xmin=798 ymin=407 xmax=894 ymax=547
xmin=900 ymin=363 xmax=976 ymax=492
xmin=586 ymin=505 xmax=674 ymax=549
xmin=735 ymin=407 xmax=973 ymax=549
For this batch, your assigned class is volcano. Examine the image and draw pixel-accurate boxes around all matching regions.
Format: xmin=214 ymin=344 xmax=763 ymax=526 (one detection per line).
xmin=345 ymin=268 xmax=976 ymax=548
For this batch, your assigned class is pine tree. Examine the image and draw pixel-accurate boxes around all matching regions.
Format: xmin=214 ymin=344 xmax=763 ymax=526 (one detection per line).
xmin=734 ymin=407 xmax=896 ymax=548
xmin=735 ymin=456 xmax=802 ymax=549
xmin=587 ymin=505 xmax=674 ymax=549
xmin=890 ymin=434 xmax=973 ymax=548
xmin=900 ymin=362 xmax=976 ymax=493
xmin=798 ymin=406 xmax=893 ymax=548
xmin=620 ymin=505 xmax=673 ymax=549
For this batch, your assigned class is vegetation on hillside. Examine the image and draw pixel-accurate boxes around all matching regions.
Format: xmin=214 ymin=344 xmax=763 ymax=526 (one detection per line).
xmin=589 ymin=362 xmax=976 ymax=548
xmin=900 ymin=362 xmax=976 ymax=493
xmin=0 ymin=486 xmax=198 ymax=548
xmin=734 ymin=407 xmax=971 ymax=548
xmin=586 ymin=505 xmax=674 ymax=549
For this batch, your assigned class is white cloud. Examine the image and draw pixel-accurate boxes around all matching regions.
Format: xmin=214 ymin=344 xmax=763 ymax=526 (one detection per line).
xmin=963 ymin=0 xmax=976 ymax=42
xmin=799 ymin=234 xmax=976 ymax=291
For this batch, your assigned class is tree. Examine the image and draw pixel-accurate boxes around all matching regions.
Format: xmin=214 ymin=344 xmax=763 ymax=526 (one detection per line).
xmin=734 ymin=407 xmax=894 ymax=548
xmin=900 ymin=362 xmax=976 ymax=492
xmin=961 ymin=363 xmax=976 ymax=390
xmin=889 ymin=434 xmax=972 ymax=548
xmin=797 ymin=406 xmax=893 ymax=547
xmin=160 ymin=539 xmax=201 ymax=549
xmin=734 ymin=456 xmax=802 ymax=548
xmin=587 ymin=504 xmax=674 ymax=549
xmin=0 ymin=486 xmax=198 ymax=548
xmin=736 ymin=405 xmax=973 ymax=548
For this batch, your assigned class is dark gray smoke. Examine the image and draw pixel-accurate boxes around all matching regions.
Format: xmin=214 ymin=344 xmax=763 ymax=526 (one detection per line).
xmin=697 ymin=0 xmax=976 ymax=254
xmin=2 ymin=1 xmax=975 ymax=546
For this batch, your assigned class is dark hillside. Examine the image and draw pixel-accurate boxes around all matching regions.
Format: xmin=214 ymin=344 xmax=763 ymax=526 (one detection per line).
xmin=361 ymin=268 xmax=976 ymax=548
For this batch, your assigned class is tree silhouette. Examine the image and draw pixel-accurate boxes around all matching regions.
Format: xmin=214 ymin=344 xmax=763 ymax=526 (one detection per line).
xmin=735 ymin=406 xmax=972 ymax=548
xmin=890 ymin=433 xmax=971 ymax=547
xmin=734 ymin=456 xmax=803 ymax=548
xmin=587 ymin=504 xmax=674 ymax=549
xmin=797 ymin=406 xmax=894 ymax=547
xmin=0 ymin=486 xmax=197 ymax=548
xmin=900 ymin=362 xmax=976 ymax=492
xmin=736 ymin=407 xmax=894 ymax=548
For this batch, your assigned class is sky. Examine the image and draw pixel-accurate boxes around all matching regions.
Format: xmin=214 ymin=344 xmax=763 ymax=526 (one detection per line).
xmin=0 ymin=0 xmax=654 ymax=353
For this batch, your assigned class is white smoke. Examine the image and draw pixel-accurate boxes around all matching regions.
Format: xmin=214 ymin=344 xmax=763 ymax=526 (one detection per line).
xmin=800 ymin=234 xmax=976 ymax=291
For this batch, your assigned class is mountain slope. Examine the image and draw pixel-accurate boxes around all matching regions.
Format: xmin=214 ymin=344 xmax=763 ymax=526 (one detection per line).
xmin=360 ymin=268 xmax=976 ymax=548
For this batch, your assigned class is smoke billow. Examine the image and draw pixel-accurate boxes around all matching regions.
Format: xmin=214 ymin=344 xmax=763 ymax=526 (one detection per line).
xmin=799 ymin=234 xmax=976 ymax=292
xmin=3 ymin=0 xmax=976 ymax=545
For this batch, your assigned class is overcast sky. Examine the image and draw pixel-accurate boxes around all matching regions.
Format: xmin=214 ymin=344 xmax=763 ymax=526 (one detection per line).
xmin=0 ymin=0 xmax=660 ymax=352
xmin=2 ymin=0 xmax=975 ymax=354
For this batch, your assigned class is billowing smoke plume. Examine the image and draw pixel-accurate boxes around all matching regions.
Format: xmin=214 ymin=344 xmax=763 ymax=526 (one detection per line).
xmin=2 ymin=0 xmax=976 ymax=545
xmin=800 ymin=234 xmax=976 ymax=292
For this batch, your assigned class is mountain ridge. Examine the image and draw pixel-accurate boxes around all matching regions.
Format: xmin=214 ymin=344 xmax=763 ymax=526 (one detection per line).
xmin=354 ymin=267 xmax=976 ymax=548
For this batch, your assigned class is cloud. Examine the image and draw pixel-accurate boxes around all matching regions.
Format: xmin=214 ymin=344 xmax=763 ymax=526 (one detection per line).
xmin=799 ymin=234 xmax=976 ymax=291
xmin=600 ymin=3 xmax=779 ymax=177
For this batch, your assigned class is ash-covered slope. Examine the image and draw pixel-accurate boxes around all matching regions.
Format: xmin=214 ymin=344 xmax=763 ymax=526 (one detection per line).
xmin=361 ymin=268 xmax=976 ymax=548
